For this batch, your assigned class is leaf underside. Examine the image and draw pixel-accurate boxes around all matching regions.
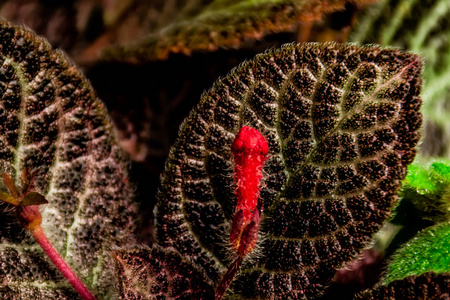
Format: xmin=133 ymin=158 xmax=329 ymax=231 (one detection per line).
xmin=112 ymin=245 xmax=214 ymax=299
xmin=354 ymin=272 xmax=450 ymax=299
xmin=0 ymin=19 xmax=137 ymax=298
xmin=102 ymin=0 xmax=379 ymax=62
xmin=155 ymin=43 xmax=422 ymax=299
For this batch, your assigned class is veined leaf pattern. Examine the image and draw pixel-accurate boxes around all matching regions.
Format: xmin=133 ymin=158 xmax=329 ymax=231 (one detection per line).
xmin=0 ymin=19 xmax=137 ymax=298
xmin=112 ymin=245 xmax=214 ymax=299
xmin=354 ymin=272 xmax=450 ymax=299
xmin=155 ymin=43 xmax=422 ymax=299
xmin=349 ymin=0 xmax=450 ymax=157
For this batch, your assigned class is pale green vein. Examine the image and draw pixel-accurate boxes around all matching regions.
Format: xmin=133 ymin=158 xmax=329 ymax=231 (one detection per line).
xmin=9 ymin=59 xmax=30 ymax=182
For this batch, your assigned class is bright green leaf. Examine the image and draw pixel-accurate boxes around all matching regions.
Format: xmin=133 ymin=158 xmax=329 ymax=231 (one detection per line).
xmin=384 ymin=221 xmax=450 ymax=284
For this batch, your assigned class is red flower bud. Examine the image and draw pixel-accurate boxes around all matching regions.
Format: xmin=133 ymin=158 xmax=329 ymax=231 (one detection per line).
xmin=230 ymin=126 xmax=268 ymax=257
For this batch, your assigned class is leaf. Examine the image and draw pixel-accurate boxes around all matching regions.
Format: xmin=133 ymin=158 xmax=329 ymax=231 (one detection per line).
xmin=394 ymin=160 xmax=450 ymax=224
xmin=112 ymin=245 xmax=215 ymax=299
xmin=349 ymin=0 xmax=450 ymax=158
xmin=0 ymin=190 xmax=19 ymax=206
xmin=101 ymin=0 xmax=379 ymax=62
xmin=2 ymin=172 xmax=19 ymax=198
xmin=384 ymin=221 xmax=450 ymax=284
xmin=21 ymin=192 xmax=48 ymax=206
xmin=0 ymin=19 xmax=137 ymax=298
xmin=354 ymin=272 xmax=450 ymax=299
xmin=155 ymin=43 xmax=422 ymax=298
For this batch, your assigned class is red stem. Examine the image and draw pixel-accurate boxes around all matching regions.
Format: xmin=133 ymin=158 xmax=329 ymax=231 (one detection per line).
xmin=215 ymin=257 xmax=243 ymax=300
xmin=31 ymin=226 xmax=96 ymax=300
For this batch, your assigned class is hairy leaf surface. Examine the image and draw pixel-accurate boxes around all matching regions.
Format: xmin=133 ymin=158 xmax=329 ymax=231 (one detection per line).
xmin=384 ymin=221 xmax=450 ymax=284
xmin=155 ymin=43 xmax=422 ymax=298
xmin=0 ymin=19 xmax=137 ymax=298
xmin=355 ymin=272 xmax=450 ymax=299
xmin=112 ymin=246 xmax=214 ymax=299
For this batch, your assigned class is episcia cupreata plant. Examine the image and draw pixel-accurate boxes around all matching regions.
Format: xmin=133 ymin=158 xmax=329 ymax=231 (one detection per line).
xmin=0 ymin=19 xmax=137 ymax=299
xmin=113 ymin=41 xmax=426 ymax=298
xmin=1 ymin=17 xmax=445 ymax=300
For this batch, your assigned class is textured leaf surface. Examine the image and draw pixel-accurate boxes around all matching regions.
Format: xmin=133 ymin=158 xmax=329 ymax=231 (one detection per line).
xmin=0 ymin=19 xmax=137 ymax=298
xmin=355 ymin=272 xmax=450 ymax=299
xmin=155 ymin=43 xmax=422 ymax=298
xmin=396 ymin=160 xmax=450 ymax=223
xmin=349 ymin=0 xmax=450 ymax=157
xmin=384 ymin=221 xmax=450 ymax=284
xmin=102 ymin=0 xmax=378 ymax=62
xmin=112 ymin=245 xmax=214 ymax=299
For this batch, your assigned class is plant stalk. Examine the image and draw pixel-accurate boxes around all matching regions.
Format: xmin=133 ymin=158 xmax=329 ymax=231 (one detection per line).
xmin=215 ymin=256 xmax=243 ymax=300
xmin=31 ymin=225 xmax=96 ymax=300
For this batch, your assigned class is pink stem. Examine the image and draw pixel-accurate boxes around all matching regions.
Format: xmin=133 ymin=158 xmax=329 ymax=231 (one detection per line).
xmin=31 ymin=226 xmax=96 ymax=300
xmin=215 ymin=257 xmax=243 ymax=300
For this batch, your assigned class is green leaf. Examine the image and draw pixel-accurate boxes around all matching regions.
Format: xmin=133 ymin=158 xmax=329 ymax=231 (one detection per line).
xmin=355 ymin=272 xmax=450 ymax=299
xmin=0 ymin=190 xmax=19 ymax=206
xmin=155 ymin=43 xmax=422 ymax=298
xmin=349 ymin=0 xmax=450 ymax=158
xmin=21 ymin=192 xmax=48 ymax=206
xmin=112 ymin=245 xmax=214 ymax=299
xmin=0 ymin=19 xmax=137 ymax=298
xmin=399 ymin=160 xmax=450 ymax=222
xmin=384 ymin=221 xmax=450 ymax=284
xmin=102 ymin=0 xmax=378 ymax=62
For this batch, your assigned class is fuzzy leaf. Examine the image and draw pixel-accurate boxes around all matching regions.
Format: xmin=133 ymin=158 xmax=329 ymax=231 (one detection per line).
xmin=384 ymin=221 xmax=450 ymax=284
xmin=0 ymin=19 xmax=137 ymax=298
xmin=155 ymin=43 xmax=422 ymax=298
xmin=355 ymin=272 xmax=450 ymax=299
xmin=102 ymin=0 xmax=379 ymax=62
xmin=349 ymin=0 xmax=450 ymax=158
xmin=112 ymin=245 xmax=214 ymax=299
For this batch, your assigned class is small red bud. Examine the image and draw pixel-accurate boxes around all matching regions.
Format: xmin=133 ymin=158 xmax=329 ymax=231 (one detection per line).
xmin=230 ymin=126 xmax=268 ymax=257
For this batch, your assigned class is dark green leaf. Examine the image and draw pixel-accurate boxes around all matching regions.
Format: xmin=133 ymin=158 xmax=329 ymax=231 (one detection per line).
xmin=155 ymin=43 xmax=422 ymax=298
xmin=0 ymin=19 xmax=137 ymax=298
